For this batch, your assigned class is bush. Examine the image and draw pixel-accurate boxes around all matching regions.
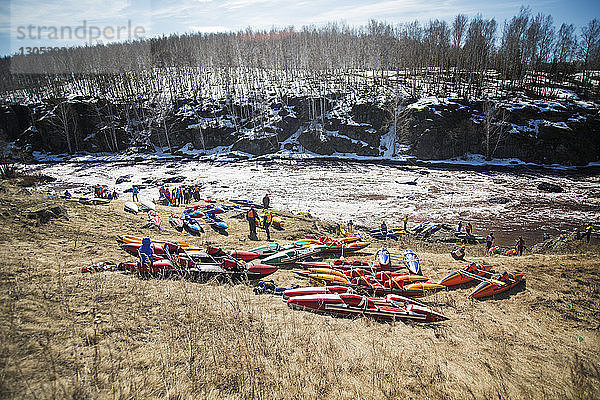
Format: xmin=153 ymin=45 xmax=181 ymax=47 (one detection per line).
xmin=0 ymin=160 xmax=18 ymax=179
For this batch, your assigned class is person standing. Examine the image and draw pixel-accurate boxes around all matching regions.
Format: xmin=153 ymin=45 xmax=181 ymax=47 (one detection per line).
xmin=132 ymin=185 xmax=139 ymax=202
xmin=465 ymin=222 xmax=472 ymax=236
xmin=263 ymin=193 xmax=270 ymax=209
xmin=486 ymin=232 xmax=494 ymax=252
xmin=380 ymin=220 xmax=388 ymax=236
xmin=403 ymin=215 xmax=408 ymax=232
xmin=247 ymin=206 xmax=259 ymax=240
xmin=516 ymin=236 xmax=525 ymax=256
xmin=457 ymin=221 xmax=463 ymax=232
xmin=585 ymin=224 xmax=593 ymax=243
xmin=347 ymin=220 xmax=354 ymax=234
xmin=262 ymin=211 xmax=273 ymax=241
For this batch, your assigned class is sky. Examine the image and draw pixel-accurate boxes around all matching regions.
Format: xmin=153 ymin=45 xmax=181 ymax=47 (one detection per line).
xmin=0 ymin=0 xmax=599 ymax=57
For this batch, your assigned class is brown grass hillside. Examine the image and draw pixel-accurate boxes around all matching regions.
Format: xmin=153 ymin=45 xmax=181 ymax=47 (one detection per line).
xmin=0 ymin=184 xmax=598 ymax=399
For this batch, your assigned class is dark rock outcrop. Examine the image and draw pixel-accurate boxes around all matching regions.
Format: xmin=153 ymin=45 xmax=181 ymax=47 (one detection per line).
xmin=2 ymin=94 xmax=599 ymax=166
xmin=27 ymin=204 xmax=68 ymax=224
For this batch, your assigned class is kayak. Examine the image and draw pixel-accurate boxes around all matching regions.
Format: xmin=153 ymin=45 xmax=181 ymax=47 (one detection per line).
xmin=298 ymin=261 xmax=403 ymax=273
xmin=287 ymin=292 xmax=448 ymax=323
xmin=169 ymin=214 xmax=184 ymax=231
xmin=272 ymin=216 xmax=284 ymax=229
xmin=370 ymin=227 xmax=405 ymax=239
xmin=298 ymin=259 xmax=370 ymax=268
xmin=183 ymin=218 xmax=204 ymax=236
xmin=322 ymin=241 xmax=371 ymax=254
xmin=119 ymin=241 xmax=181 ymax=257
xmin=206 ymin=246 xmax=260 ymax=262
xmin=116 ymin=235 xmax=189 ymax=248
xmin=124 ymin=202 xmax=138 ymax=214
xmin=248 ymin=243 xmax=281 ymax=257
xmin=262 ymin=244 xmax=328 ymax=265
xmin=377 ymin=247 xmax=391 ymax=266
xmin=78 ymin=197 xmax=111 ymax=205
xmin=139 ymin=200 xmax=156 ymax=211
xmin=148 ymin=210 xmax=161 ymax=227
xmin=469 ymin=273 xmax=525 ymax=299
xmin=403 ymin=249 xmax=422 ymax=275
xmin=283 ymin=285 xmax=352 ymax=300
xmin=120 ymin=259 xmax=278 ymax=281
xmin=403 ymin=282 xmax=446 ymax=294
xmin=303 ymin=268 xmax=348 ymax=279
xmin=373 ymin=272 xmax=429 ymax=282
xmin=307 ymin=273 xmax=352 ymax=285
xmin=438 ymin=263 xmax=494 ymax=287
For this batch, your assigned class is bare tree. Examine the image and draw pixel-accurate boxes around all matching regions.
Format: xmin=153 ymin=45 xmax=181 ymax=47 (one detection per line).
xmin=579 ymin=19 xmax=600 ymax=93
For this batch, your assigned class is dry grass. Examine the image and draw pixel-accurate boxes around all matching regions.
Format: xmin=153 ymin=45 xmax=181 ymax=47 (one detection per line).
xmin=0 ymin=185 xmax=599 ymax=399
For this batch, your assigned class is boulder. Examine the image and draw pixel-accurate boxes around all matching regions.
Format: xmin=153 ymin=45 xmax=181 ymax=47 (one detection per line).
xmin=537 ymin=182 xmax=563 ymax=193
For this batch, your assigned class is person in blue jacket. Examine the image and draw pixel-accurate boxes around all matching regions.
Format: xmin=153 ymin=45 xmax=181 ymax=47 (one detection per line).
xmin=139 ymin=237 xmax=153 ymax=266
xmin=132 ymin=185 xmax=139 ymax=202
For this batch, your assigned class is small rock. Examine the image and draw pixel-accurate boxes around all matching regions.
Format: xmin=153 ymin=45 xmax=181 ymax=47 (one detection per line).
xmin=488 ymin=196 xmax=510 ymax=204
xmin=538 ymin=182 xmax=563 ymax=193
xmin=116 ymin=175 xmax=131 ymax=184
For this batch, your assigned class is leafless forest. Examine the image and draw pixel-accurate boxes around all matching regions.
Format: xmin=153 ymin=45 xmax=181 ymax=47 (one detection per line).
xmin=2 ymin=9 xmax=599 ymax=103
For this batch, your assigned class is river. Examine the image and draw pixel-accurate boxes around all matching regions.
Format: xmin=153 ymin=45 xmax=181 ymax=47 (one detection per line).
xmin=25 ymin=158 xmax=600 ymax=246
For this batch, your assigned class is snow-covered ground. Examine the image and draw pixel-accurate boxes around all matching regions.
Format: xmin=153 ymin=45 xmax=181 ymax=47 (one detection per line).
xmin=24 ymin=158 xmax=600 ymax=246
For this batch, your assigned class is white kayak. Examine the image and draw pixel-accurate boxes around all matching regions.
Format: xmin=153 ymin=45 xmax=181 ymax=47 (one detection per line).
xmin=139 ymin=200 xmax=156 ymax=211
xmin=124 ymin=202 xmax=139 ymax=214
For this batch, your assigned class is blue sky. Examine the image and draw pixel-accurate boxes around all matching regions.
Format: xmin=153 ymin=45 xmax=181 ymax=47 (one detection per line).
xmin=1 ymin=0 xmax=599 ymax=56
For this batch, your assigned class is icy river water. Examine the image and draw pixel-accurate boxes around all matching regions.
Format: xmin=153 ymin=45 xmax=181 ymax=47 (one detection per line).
xmin=27 ymin=159 xmax=600 ymax=246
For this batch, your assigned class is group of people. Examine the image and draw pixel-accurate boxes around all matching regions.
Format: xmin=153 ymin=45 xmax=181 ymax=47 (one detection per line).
xmin=94 ymin=184 xmax=118 ymax=200
xmin=158 ymin=185 xmax=202 ymax=206
xmin=247 ymin=194 xmax=273 ymax=241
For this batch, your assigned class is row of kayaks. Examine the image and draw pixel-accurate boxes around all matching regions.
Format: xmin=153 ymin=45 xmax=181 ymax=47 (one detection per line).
xmin=115 ymin=236 xmax=278 ymax=281
xmin=124 ymin=200 xmax=156 ymax=214
xmin=291 ymin=256 xmax=525 ymax=300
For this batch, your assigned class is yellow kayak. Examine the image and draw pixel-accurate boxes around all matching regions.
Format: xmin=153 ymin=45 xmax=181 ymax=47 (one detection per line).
xmin=117 ymin=235 xmax=190 ymax=248
xmin=272 ymin=216 xmax=284 ymax=228
xmin=404 ymin=282 xmax=446 ymax=292
xmin=308 ymin=273 xmax=351 ymax=285
xmin=308 ymin=268 xmax=347 ymax=279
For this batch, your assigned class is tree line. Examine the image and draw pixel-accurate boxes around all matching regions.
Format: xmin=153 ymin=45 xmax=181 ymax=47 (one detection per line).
xmin=1 ymin=7 xmax=599 ymax=103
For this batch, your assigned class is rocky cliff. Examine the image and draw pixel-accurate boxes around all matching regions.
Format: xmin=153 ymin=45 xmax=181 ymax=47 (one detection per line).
xmin=1 ymin=94 xmax=599 ymax=165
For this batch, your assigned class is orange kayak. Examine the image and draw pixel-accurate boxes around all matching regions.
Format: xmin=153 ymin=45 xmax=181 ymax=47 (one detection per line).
xmin=323 ymin=241 xmax=371 ymax=254
xmin=469 ymin=273 xmax=525 ymax=299
xmin=438 ymin=263 xmax=494 ymax=287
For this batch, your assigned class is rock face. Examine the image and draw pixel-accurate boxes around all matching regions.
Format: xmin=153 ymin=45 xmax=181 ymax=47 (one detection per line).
xmin=2 ymin=94 xmax=599 ymax=166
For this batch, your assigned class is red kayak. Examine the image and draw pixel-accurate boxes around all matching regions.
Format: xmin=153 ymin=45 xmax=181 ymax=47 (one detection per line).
xmin=120 ymin=258 xmax=278 ymax=281
xmin=206 ymin=246 xmax=259 ymax=261
xmin=120 ymin=242 xmax=181 ymax=256
xmin=438 ymin=263 xmax=494 ymax=287
xmin=287 ymin=292 xmax=448 ymax=323
xmin=469 ymin=272 xmax=525 ymax=299
xmin=283 ymin=285 xmax=352 ymax=300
